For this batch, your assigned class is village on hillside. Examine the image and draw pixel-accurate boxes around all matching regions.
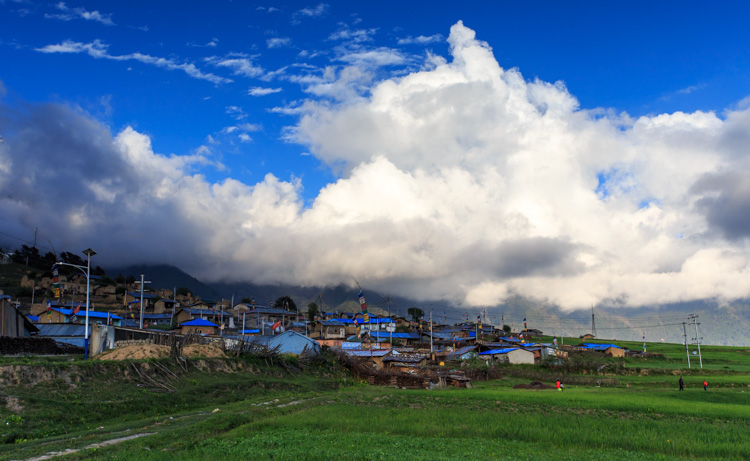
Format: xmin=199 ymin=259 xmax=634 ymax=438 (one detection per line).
xmin=0 ymin=256 xmax=635 ymax=385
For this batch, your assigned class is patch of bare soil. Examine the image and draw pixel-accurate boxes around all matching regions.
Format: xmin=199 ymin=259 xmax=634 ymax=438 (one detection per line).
xmin=95 ymin=344 xmax=170 ymax=360
xmin=182 ymin=343 xmax=226 ymax=358
xmin=5 ymin=395 xmax=24 ymax=412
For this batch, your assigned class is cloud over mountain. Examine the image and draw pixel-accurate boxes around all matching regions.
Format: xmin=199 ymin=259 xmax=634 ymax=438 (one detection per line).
xmin=2 ymin=22 xmax=750 ymax=310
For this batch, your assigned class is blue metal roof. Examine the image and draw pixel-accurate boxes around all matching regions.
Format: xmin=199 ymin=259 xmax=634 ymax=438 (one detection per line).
xmin=335 ymin=317 xmax=393 ymax=324
xmin=52 ymin=308 xmax=122 ymax=320
xmin=142 ymin=314 xmax=172 ymax=320
xmin=238 ymin=329 xmax=260 ymax=334
xmin=581 ymin=343 xmax=622 ymax=351
xmin=449 ymin=346 xmax=477 ymax=356
xmin=181 ymin=318 xmax=218 ymax=327
xmin=479 ymin=347 xmax=519 ymax=355
xmin=321 ymin=320 xmax=345 ymax=326
xmin=368 ymin=331 xmax=421 ymax=340
xmin=127 ymin=291 xmax=158 ymax=299
xmin=500 ymin=336 xmax=522 ymax=343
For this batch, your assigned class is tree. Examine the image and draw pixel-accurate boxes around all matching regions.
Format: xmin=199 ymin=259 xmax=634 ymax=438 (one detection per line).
xmin=176 ymin=287 xmax=192 ymax=297
xmin=42 ymin=252 xmax=57 ymax=268
xmin=407 ymin=307 xmax=424 ymax=322
xmin=241 ymin=297 xmax=255 ymax=305
xmin=12 ymin=245 xmax=40 ymax=266
xmin=274 ymin=296 xmax=296 ymax=312
xmin=307 ymin=302 xmax=319 ymax=323
xmin=60 ymin=251 xmax=85 ymax=266
xmin=395 ymin=324 xmax=410 ymax=333
xmin=503 ymin=324 xmax=511 ymax=333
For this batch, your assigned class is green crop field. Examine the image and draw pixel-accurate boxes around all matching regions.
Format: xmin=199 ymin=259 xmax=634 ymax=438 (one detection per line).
xmin=1 ymin=342 xmax=750 ymax=460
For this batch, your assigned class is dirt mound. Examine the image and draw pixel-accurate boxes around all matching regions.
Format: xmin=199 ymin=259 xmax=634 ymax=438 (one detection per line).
xmin=182 ymin=343 xmax=226 ymax=358
xmin=96 ymin=344 xmax=170 ymax=360
xmin=95 ymin=343 xmax=226 ymax=361
xmin=513 ymin=380 xmax=554 ymax=390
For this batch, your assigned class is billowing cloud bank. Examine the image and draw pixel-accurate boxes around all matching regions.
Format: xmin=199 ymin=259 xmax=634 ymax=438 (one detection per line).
xmin=2 ymin=22 xmax=750 ymax=310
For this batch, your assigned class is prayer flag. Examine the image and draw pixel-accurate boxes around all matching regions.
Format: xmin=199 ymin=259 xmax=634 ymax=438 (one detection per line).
xmin=52 ymin=264 xmax=61 ymax=299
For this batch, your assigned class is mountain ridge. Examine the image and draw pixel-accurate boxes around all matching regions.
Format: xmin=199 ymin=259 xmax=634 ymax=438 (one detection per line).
xmin=109 ymin=264 xmax=750 ymax=346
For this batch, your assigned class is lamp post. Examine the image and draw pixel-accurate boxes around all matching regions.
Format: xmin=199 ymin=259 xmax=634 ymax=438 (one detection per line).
xmin=55 ymin=248 xmax=96 ymax=358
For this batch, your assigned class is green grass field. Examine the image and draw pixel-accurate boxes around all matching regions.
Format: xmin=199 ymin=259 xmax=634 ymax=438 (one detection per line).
xmin=1 ymin=342 xmax=749 ymax=460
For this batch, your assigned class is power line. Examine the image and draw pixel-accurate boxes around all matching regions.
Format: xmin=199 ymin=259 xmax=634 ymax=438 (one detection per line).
xmin=0 ymin=229 xmax=56 ymax=252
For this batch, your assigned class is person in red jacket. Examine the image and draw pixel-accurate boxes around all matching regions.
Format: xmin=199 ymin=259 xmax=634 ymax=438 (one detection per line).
xmin=703 ymin=380 xmax=708 ymax=391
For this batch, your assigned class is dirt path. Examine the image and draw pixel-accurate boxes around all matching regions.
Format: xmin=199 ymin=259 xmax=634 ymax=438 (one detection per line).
xmin=21 ymin=432 xmax=155 ymax=461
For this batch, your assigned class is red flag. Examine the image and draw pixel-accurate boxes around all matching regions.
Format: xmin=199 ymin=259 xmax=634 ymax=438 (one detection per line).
xmin=71 ymin=303 xmax=82 ymax=316
xmin=272 ymin=320 xmax=282 ymax=330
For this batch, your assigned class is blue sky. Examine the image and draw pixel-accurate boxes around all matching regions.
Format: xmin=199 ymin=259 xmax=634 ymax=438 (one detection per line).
xmin=2 ymin=1 xmax=750 ymax=310
xmin=4 ymin=1 xmax=749 ymax=196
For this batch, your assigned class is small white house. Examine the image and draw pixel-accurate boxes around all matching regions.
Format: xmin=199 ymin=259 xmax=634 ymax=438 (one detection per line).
xmin=479 ymin=347 xmax=535 ymax=364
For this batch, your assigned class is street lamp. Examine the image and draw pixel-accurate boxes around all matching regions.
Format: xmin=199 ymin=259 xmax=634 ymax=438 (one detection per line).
xmin=55 ymin=248 xmax=96 ymax=358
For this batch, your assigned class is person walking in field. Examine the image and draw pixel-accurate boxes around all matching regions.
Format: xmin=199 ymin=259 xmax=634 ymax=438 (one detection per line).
xmin=703 ymin=380 xmax=708 ymax=391
xmin=556 ymin=379 xmax=561 ymax=392
xmin=678 ymin=376 xmax=684 ymax=391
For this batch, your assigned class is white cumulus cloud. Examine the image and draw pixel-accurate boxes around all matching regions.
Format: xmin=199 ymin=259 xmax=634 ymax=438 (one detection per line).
xmin=9 ymin=21 xmax=750 ymax=312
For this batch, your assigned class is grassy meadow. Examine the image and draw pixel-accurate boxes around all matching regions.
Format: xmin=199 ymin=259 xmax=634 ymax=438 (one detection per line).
xmin=1 ymin=338 xmax=749 ymax=460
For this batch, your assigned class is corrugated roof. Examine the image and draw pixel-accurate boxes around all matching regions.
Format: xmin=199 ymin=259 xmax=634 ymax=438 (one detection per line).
xmin=36 ymin=323 xmax=89 ymax=336
xmin=382 ymin=354 xmax=427 ymax=363
xmin=344 ymin=349 xmax=391 ymax=357
xmin=142 ymin=314 xmax=172 ymax=320
xmin=369 ymin=332 xmax=420 ymax=340
xmin=182 ymin=308 xmax=224 ymax=315
xmin=449 ymin=346 xmax=477 ymax=356
xmin=245 ymin=307 xmax=298 ymax=316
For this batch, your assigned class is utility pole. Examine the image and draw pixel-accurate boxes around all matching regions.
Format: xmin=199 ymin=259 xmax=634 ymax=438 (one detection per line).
xmin=429 ymin=305 xmax=433 ymax=354
xmin=683 ymin=322 xmax=691 ymax=368
xmin=591 ymin=305 xmax=596 ymax=338
xmin=135 ymin=274 xmax=151 ymax=329
xmin=387 ymin=296 xmax=392 ymax=347
xmin=689 ymin=314 xmax=703 ymax=368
